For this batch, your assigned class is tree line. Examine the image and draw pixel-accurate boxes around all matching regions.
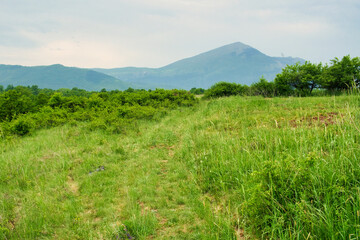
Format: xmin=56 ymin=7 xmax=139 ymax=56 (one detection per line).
xmin=0 ymin=87 xmax=197 ymax=137
xmin=204 ymin=55 xmax=360 ymax=98
xmin=1 ymin=55 xmax=358 ymax=137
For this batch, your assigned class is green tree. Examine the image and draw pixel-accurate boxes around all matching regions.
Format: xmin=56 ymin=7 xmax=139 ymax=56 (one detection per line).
xmin=300 ymin=61 xmax=323 ymax=93
xmin=190 ymin=88 xmax=205 ymax=95
xmin=70 ymin=87 xmax=91 ymax=97
xmin=274 ymin=62 xmax=323 ymax=96
xmin=0 ymin=87 xmax=34 ymax=121
xmin=39 ymin=88 xmax=55 ymax=95
xmin=29 ymin=85 xmax=40 ymax=95
xmin=251 ymin=76 xmax=276 ymax=97
xmin=125 ymin=87 xmax=135 ymax=93
xmin=48 ymin=93 xmax=65 ymax=108
xmin=36 ymin=93 xmax=51 ymax=107
xmin=5 ymin=84 xmax=14 ymax=91
xmin=321 ymin=55 xmax=360 ymax=90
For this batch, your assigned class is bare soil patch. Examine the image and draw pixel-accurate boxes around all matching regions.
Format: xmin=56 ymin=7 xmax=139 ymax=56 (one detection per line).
xmin=290 ymin=112 xmax=342 ymax=128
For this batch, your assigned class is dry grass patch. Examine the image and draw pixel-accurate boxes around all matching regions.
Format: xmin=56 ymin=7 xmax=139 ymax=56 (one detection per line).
xmin=290 ymin=112 xmax=343 ymax=128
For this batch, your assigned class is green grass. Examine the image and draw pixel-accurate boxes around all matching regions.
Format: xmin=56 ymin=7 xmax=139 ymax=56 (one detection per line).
xmin=1 ymin=95 xmax=360 ymax=239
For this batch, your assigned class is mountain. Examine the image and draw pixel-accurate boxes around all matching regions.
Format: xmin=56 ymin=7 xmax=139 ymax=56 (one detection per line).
xmin=94 ymin=42 xmax=304 ymax=89
xmin=0 ymin=42 xmax=304 ymax=91
xmin=0 ymin=64 xmax=132 ymax=91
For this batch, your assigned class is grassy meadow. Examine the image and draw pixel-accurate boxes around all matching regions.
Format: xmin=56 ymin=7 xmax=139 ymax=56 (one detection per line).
xmin=1 ymin=95 xmax=360 ymax=239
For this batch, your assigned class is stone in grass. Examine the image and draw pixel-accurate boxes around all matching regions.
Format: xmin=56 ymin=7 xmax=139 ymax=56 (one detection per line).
xmin=89 ymin=166 xmax=105 ymax=175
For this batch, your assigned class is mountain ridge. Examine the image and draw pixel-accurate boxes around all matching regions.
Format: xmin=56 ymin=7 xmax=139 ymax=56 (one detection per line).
xmin=0 ymin=42 xmax=304 ymax=90
xmin=0 ymin=64 xmax=132 ymax=91
xmin=95 ymin=42 xmax=304 ymax=89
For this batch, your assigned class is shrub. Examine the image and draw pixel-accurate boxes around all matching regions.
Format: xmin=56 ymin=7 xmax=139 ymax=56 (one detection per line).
xmin=204 ymin=82 xmax=248 ymax=98
xmin=0 ymin=87 xmax=198 ymax=138
xmin=10 ymin=117 xmax=34 ymax=136
xmin=190 ymin=87 xmax=205 ymax=95
xmin=250 ymin=76 xmax=276 ymax=97
xmin=0 ymin=88 xmax=35 ymax=121
xmin=88 ymin=118 xmax=107 ymax=131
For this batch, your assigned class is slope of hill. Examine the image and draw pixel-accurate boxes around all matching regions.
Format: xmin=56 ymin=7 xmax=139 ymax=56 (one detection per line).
xmin=0 ymin=64 xmax=132 ymax=90
xmin=1 ymin=95 xmax=358 ymax=239
xmin=95 ymin=42 xmax=304 ymax=89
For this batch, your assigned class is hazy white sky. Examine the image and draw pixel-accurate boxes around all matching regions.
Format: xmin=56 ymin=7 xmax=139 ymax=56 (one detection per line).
xmin=0 ymin=0 xmax=359 ymax=68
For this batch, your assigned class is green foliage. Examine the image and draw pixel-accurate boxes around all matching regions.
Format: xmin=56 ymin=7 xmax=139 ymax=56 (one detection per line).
xmin=322 ymin=55 xmax=360 ymax=90
xmin=213 ymin=55 xmax=358 ymax=98
xmin=246 ymin=56 xmax=360 ymax=97
xmin=57 ymin=87 xmax=92 ymax=97
xmin=29 ymin=85 xmax=40 ymax=95
xmin=202 ymin=54 xmax=357 ymax=98
xmin=271 ymin=56 xmax=360 ymax=96
xmin=48 ymin=92 xmax=65 ymax=108
xmin=9 ymin=116 xmax=35 ymax=136
xmin=0 ymin=87 xmax=35 ymax=121
xmin=204 ymin=81 xmax=249 ymax=98
xmin=274 ymin=61 xmax=323 ymax=96
xmin=190 ymin=87 xmax=205 ymax=95
xmin=251 ymin=76 xmax=276 ymax=97
xmin=5 ymin=84 xmax=14 ymax=91
xmin=32 ymin=106 xmax=69 ymax=128
xmin=0 ymin=86 xmax=198 ymax=138
xmin=35 ymin=92 xmax=51 ymax=107
xmin=124 ymin=87 xmax=135 ymax=93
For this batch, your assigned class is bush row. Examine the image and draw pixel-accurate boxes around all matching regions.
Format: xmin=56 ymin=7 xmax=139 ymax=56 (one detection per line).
xmin=0 ymin=87 xmax=197 ymax=137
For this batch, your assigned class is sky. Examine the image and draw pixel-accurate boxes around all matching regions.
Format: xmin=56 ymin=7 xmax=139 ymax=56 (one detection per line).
xmin=0 ymin=0 xmax=359 ymax=68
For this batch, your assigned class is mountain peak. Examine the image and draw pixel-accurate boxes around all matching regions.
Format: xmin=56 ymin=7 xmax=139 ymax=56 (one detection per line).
xmin=95 ymin=41 xmax=304 ymax=89
xmin=48 ymin=64 xmax=66 ymax=68
xmin=199 ymin=42 xmax=252 ymax=57
xmin=219 ymin=42 xmax=251 ymax=51
xmin=161 ymin=42 xmax=257 ymax=71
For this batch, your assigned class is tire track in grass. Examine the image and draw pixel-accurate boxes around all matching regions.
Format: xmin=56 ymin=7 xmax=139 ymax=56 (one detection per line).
xmin=108 ymin=116 xmax=207 ymax=238
xmin=113 ymin=108 xmax=240 ymax=239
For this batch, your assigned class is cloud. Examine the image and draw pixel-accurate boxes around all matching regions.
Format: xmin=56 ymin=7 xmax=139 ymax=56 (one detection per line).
xmin=0 ymin=0 xmax=359 ymax=67
xmin=0 ymin=29 xmax=39 ymax=48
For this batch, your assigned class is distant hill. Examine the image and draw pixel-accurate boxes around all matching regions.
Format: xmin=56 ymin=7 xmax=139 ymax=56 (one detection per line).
xmin=0 ymin=42 xmax=304 ymax=90
xmin=94 ymin=42 xmax=304 ymax=89
xmin=0 ymin=64 xmax=132 ymax=91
